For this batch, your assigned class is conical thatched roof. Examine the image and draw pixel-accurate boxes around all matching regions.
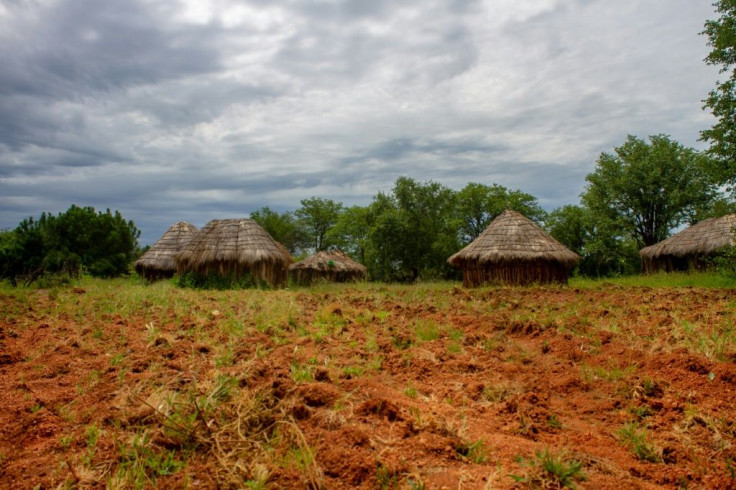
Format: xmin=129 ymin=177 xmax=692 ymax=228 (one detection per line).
xmin=175 ymin=218 xmax=292 ymax=287
xmin=290 ymin=249 xmax=367 ymax=285
xmin=640 ymin=214 xmax=736 ymax=263
xmin=448 ymin=210 xmax=579 ymax=267
xmin=135 ymin=221 xmax=197 ymax=280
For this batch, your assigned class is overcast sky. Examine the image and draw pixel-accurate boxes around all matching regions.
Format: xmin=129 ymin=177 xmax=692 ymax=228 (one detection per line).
xmin=0 ymin=0 xmax=721 ymax=245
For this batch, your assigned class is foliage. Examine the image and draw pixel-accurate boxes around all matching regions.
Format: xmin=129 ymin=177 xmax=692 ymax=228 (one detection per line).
xmin=709 ymin=245 xmax=736 ymax=277
xmin=364 ymin=177 xmax=459 ymax=282
xmin=617 ymin=422 xmax=662 ymax=463
xmin=702 ymin=0 xmax=736 ymax=193
xmin=511 ymin=448 xmax=586 ymax=488
xmin=455 ymin=182 xmax=546 ymax=244
xmin=326 ymin=205 xmax=372 ymax=263
xmin=582 ymin=135 xmax=717 ymax=248
xmin=294 ymin=197 xmax=344 ymax=252
xmin=546 ymin=205 xmax=639 ymax=277
xmin=249 ymin=206 xmax=309 ymax=255
xmin=0 ymin=205 xmax=140 ymax=285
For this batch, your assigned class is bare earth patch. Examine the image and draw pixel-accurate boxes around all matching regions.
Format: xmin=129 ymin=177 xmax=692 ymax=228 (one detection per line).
xmin=1 ymin=282 xmax=735 ymax=488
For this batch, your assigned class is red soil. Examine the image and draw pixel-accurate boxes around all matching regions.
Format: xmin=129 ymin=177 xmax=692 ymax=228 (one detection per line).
xmin=1 ymin=284 xmax=735 ymax=488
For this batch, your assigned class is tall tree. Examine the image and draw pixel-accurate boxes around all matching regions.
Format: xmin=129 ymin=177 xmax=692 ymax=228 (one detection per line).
xmin=582 ymin=135 xmax=716 ymax=248
xmin=702 ymin=0 xmax=736 ymax=191
xmin=546 ymin=204 xmax=639 ymax=277
xmin=294 ymin=197 xmax=343 ymax=252
xmin=326 ymin=205 xmax=371 ymax=263
xmin=455 ymin=182 xmax=546 ymax=243
xmin=364 ymin=178 xmax=458 ymax=282
xmin=0 ymin=205 xmax=140 ymax=284
xmin=249 ymin=207 xmax=309 ymax=255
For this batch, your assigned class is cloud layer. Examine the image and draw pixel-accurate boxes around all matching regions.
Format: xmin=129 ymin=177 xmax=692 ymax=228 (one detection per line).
xmin=0 ymin=0 xmax=720 ymax=244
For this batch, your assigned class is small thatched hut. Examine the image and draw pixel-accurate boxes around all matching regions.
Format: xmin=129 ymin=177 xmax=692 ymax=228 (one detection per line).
xmin=640 ymin=214 xmax=736 ymax=273
xmin=135 ymin=221 xmax=198 ymax=280
xmin=175 ymin=218 xmax=292 ymax=288
xmin=448 ymin=210 xmax=579 ymax=287
xmin=290 ymin=249 xmax=367 ymax=285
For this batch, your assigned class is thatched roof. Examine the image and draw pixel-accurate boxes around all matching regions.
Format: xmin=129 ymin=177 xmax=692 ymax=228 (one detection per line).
xmin=448 ymin=210 xmax=579 ymax=267
xmin=290 ymin=250 xmax=367 ymax=275
xmin=135 ymin=221 xmax=197 ymax=278
xmin=175 ymin=218 xmax=292 ymax=286
xmin=640 ymin=214 xmax=736 ymax=260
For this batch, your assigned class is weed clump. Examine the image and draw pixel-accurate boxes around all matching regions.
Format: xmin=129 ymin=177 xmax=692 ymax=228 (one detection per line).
xmin=511 ymin=448 xmax=586 ymax=488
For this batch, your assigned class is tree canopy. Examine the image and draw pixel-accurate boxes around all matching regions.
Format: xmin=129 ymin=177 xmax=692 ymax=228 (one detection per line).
xmin=294 ymin=197 xmax=344 ymax=252
xmin=581 ymin=134 xmax=716 ymax=249
xmin=455 ymin=182 xmax=546 ymax=244
xmin=1 ymin=205 xmax=141 ymax=285
xmin=702 ymin=0 xmax=736 ymax=191
xmin=249 ymin=207 xmax=309 ymax=255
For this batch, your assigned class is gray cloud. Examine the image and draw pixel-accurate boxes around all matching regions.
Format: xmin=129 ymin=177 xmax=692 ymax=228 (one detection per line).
xmin=0 ymin=0 xmax=721 ymax=244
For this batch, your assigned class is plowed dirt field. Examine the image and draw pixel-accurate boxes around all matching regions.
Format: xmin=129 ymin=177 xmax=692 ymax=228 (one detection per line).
xmin=1 ymin=281 xmax=735 ymax=488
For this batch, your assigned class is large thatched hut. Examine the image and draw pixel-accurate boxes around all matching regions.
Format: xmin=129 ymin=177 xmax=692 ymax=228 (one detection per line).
xmin=175 ymin=218 xmax=292 ymax=288
xmin=135 ymin=221 xmax=198 ymax=280
xmin=640 ymin=214 xmax=736 ymax=273
xmin=290 ymin=249 xmax=367 ymax=285
xmin=448 ymin=210 xmax=579 ymax=287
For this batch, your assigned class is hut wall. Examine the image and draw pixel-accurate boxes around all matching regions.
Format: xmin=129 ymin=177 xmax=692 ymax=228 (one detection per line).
xmin=179 ymin=259 xmax=289 ymax=288
xmin=642 ymin=254 xmax=715 ymax=274
xmin=135 ymin=264 xmax=176 ymax=281
xmin=461 ymin=261 xmax=572 ymax=287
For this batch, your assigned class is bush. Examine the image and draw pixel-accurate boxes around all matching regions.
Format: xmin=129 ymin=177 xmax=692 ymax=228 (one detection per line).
xmin=0 ymin=205 xmax=141 ymax=286
xmin=710 ymin=246 xmax=736 ymax=277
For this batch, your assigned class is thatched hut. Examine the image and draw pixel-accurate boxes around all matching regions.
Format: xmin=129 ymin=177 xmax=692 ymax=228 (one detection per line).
xmin=135 ymin=221 xmax=198 ymax=280
xmin=290 ymin=249 xmax=367 ymax=285
xmin=448 ymin=210 xmax=579 ymax=287
xmin=175 ymin=218 xmax=292 ymax=288
xmin=640 ymin=214 xmax=736 ymax=273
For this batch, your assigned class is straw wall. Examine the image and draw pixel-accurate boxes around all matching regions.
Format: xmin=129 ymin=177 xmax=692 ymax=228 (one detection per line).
xmin=642 ymin=254 xmax=711 ymax=274
xmin=135 ymin=265 xmax=176 ymax=281
xmin=180 ymin=259 xmax=289 ymax=288
xmin=460 ymin=261 xmax=573 ymax=287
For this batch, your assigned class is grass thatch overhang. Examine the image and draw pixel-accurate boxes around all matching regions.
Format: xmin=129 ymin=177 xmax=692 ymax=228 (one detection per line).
xmin=135 ymin=222 xmax=198 ymax=280
xmin=175 ymin=218 xmax=293 ymax=288
xmin=289 ymin=249 xmax=367 ymax=285
xmin=448 ymin=209 xmax=580 ymax=287
xmin=640 ymin=214 xmax=736 ymax=273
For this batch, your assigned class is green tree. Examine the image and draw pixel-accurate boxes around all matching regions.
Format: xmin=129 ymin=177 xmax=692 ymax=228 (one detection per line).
xmin=546 ymin=205 xmax=639 ymax=277
xmin=546 ymin=205 xmax=588 ymax=256
xmin=326 ymin=205 xmax=371 ymax=263
xmin=0 ymin=205 xmax=140 ymax=285
xmin=456 ymin=182 xmax=546 ymax=243
xmin=702 ymin=0 xmax=736 ymax=190
xmin=249 ymin=207 xmax=309 ymax=255
xmin=582 ymin=135 xmax=716 ymax=249
xmin=294 ymin=197 xmax=343 ymax=252
xmin=364 ymin=177 xmax=458 ymax=282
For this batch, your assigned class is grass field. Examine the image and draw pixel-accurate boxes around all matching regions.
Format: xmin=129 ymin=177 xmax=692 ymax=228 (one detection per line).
xmin=1 ymin=272 xmax=735 ymax=488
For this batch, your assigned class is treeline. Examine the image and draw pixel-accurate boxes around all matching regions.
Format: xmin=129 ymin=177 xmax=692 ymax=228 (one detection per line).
xmin=0 ymin=134 xmax=732 ymax=286
xmin=0 ymin=205 xmax=141 ymax=285
xmin=252 ymin=178 xmax=544 ymax=282
xmin=253 ymin=135 xmax=733 ymax=281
